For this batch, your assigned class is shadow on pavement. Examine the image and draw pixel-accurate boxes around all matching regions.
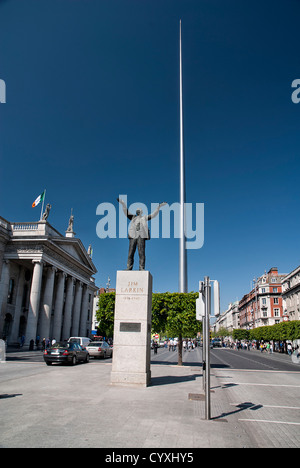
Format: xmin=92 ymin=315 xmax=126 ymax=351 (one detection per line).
xmin=150 ymin=373 xmax=202 ymax=386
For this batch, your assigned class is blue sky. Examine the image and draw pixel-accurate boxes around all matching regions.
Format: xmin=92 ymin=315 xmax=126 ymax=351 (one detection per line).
xmin=0 ymin=0 xmax=300 ymax=313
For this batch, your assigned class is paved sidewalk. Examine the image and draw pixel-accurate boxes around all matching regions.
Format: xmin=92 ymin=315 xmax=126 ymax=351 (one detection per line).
xmin=1 ymin=347 xmax=299 ymax=448
xmin=0 ymin=357 xmax=253 ymax=448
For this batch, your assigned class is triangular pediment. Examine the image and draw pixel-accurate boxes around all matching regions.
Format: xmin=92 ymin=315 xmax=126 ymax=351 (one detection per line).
xmin=51 ymin=237 xmax=97 ymax=274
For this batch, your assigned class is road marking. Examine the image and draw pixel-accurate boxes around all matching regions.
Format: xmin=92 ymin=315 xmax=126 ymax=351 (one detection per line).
xmin=231 ymin=403 xmax=300 ymax=410
xmin=223 ymin=382 xmax=300 ymax=388
xmin=239 ymin=419 xmax=300 ymax=426
xmin=218 ymin=369 xmax=300 ymax=373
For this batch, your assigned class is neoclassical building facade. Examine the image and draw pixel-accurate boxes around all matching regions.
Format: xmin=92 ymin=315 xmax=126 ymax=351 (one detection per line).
xmin=0 ymin=216 xmax=98 ymax=346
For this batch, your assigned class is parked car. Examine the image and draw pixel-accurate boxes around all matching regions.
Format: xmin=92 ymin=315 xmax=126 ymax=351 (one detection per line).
xmin=44 ymin=341 xmax=90 ymax=366
xmin=86 ymin=341 xmax=113 ymax=359
xmin=68 ymin=337 xmax=91 ymax=349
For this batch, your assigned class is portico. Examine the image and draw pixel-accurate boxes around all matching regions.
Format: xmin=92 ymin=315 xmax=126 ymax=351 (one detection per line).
xmin=0 ymin=217 xmax=98 ymax=346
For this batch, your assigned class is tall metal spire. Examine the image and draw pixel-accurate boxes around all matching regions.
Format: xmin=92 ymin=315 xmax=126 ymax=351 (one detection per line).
xmin=179 ymin=19 xmax=188 ymax=293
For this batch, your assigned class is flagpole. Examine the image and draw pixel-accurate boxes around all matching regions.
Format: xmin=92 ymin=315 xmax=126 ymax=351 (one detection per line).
xmin=40 ymin=189 xmax=46 ymax=221
xmin=179 ymin=19 xmax=188 ymax=293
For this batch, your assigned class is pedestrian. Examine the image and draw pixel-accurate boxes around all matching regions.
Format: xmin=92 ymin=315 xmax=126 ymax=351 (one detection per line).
xmin=42 ymin=338 xmax=46 ymax=351
xmin=20 ymin=335 xmax=25 ymax=348
xmin=187 ymin=340 xmax=192 ymax=352
xmin=270 ymin=342 xmax=273 ymax=353
xmin=266 ymin=342 xmax=270 ymax=354
xmin=287 ymin=342 xmax=292 ymax=356
xmin=153 ymin=341 xmax=158 ymax=354
xmin=183 ymin=340 xmax=187 ymax=352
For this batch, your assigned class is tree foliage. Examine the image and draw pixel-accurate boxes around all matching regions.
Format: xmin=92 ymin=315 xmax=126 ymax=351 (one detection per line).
xmin=96 ymin=292 xmax=115 ymax=338
xmin=152 ymin=292 xmax=201 ymax=337
xmin=232 ymin=321 xmax=300 ymax=342
xmin=232 ymin=329 xmax=250 ymax=340
xmin=249 ymin=321 xmax=300 ymax=342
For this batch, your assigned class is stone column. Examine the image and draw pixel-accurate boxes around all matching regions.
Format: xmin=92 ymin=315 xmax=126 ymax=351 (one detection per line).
xmin=71 ymin=281 xmax=83 ymax=337
xmin=26 ymin=260 xmax=44 ymax=345
xmin=52 ymin=271 xmax=66 ymax=341
xmin=10 ymin=267 xmax=25 ymax=344
xmin=39 ymin=266 xmax=56 ymax=341
xmin=62 ymin=276 xmax=75 ymax=341
xmin=79 ymin=285 xmax=89 ymax=337
xmin=0 ymin=260 xmax=10 ymax=337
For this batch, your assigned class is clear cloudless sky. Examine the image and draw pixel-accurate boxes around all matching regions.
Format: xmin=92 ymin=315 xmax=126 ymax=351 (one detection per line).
xmin=0 ymin=0 xmax=300 ymax=314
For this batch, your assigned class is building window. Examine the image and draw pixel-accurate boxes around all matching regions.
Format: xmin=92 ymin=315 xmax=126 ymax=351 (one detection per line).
xmin=274 ymin=297 xmax=279 ymax=304
xmin=262 ymin=298 xmax=266 ymax=305
xmin=274 ymin=308 xmax=280 ymax=317
xmin=273 ymin=287 xmax=278 ymax=293
xmin=263 ymin=310 xmax=268 ymax=317
xmin=7 ymin=279 xmax=15 ymax=304
xmin=261 ymin=288 xmax=266 ymax=293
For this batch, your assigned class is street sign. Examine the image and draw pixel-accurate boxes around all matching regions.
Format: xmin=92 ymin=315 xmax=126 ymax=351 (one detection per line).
xmin=196 ymin=296 xmax=205 ymax=320
xmin=196 ymin=281 xmax=205 ymax=321
xmin=213 ymin=281 xmax=220 ymax=317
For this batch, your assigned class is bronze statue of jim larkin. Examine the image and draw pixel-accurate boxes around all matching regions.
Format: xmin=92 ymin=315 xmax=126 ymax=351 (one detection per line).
xmin=117 ymin=198 xmax=166 ymax=271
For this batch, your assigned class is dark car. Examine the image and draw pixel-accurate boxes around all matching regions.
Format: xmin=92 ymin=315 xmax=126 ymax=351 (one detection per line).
xmin=43 ymin=341 xmax=90 ymax=366
xmin=212 ymin=339 xmax=222 ymax=348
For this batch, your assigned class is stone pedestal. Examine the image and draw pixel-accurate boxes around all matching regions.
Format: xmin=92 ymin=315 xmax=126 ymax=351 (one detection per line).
xmin=111 ymin=270 xmax=152 ymax=387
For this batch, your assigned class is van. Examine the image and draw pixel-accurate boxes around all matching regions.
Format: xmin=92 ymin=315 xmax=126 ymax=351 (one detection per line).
xmin=68 ymin=337 xmax=91 ymax=349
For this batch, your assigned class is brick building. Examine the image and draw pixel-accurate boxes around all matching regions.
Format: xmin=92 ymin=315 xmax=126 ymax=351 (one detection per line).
xmin=239 ymin=267 xmax=286 ymax=329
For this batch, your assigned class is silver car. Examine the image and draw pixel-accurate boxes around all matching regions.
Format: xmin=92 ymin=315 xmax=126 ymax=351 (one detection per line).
xmin=86 ymin=341 xmax=113 ymax=359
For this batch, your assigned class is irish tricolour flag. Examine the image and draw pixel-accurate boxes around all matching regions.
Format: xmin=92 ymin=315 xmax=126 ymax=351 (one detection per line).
xmin=32 ymin=190 xmax=45 ymax=208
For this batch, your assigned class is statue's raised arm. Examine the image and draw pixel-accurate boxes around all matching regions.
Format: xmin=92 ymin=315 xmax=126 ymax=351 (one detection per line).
xmin=117 ymin=198 xmax=134 ymax=220
xmin=146 ymin=202 xmax=167 ymax=220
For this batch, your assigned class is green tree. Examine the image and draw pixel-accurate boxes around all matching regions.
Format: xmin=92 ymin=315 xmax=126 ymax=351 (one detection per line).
xmin=232 ymin=329 xmax=249 ymax=341
xmin=96 ymin=292 xmax=115 ymax=338
xmin=152 ymin=292 xmax=201 ymax=366
xmin=97 ymin=291 xmax=202 ymax=365
xmin=213 ymin=327 xmax=229 ymax=339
